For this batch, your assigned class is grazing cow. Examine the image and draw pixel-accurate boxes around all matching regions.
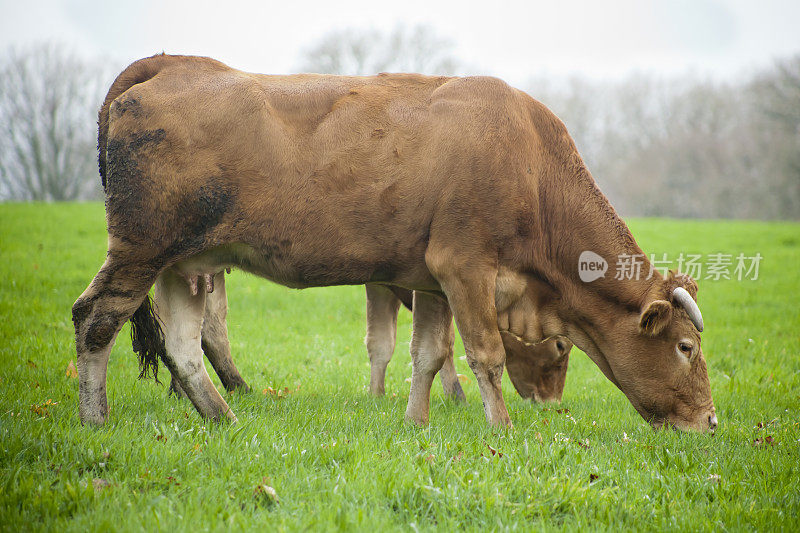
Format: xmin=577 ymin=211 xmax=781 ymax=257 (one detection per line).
xmin=363 ymin=284 xmax=571 ymax=401
xmin=73 ymin=54 xmax=716 ymax=431
xmin=165 ymin=279 xmax=572 ymax=403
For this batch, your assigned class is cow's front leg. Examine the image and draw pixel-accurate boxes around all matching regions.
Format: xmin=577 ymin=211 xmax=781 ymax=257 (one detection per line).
xmin=432 ymin=261 xmax=511 ymax=427
xmin=365 ymin=284 xmax=401 ymax=396
xmin=155 ymin=269 xmax=237 ymax=423
xmin=404 ymin=292 xmax=453 ymax=425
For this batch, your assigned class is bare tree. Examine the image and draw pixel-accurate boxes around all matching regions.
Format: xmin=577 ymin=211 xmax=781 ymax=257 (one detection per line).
xmin=749 ymin=55 xmax=800 ymax=218
xmin=754 ymin=55 xmax=800 ymax=131
xmin=0 ymin=44 xmax=109 ymax=201
xmin=528 ymin=64 xmax=800 ymax=221
xmin=297 ymin=25 xmax=460 ymax=76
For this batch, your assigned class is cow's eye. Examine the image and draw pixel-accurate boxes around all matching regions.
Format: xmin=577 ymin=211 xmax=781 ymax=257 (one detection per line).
xmin=677 ymin=342 xmax=693 ymax=356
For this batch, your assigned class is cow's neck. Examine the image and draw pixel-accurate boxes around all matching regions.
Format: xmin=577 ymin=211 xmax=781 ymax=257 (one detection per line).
xmin=533 ymin=152 xmax=661 ymax=315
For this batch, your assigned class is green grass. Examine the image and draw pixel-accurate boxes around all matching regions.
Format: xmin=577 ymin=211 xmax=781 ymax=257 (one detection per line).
xmin=1 ymin=202 xmax=798 ymax=531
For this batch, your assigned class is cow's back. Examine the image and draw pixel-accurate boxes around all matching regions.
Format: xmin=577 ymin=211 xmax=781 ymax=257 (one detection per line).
xmin=104 ymin=56 xmax=554 ymax=287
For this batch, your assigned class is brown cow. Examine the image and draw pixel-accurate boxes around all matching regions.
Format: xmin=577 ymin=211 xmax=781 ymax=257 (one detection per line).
xmin=363 ymin=284 xmax=571 ymax=400
xmin=73 ymin=54 xmax=716 ymax=431
xmin=165 ymin=279 xmax=572 ymax=403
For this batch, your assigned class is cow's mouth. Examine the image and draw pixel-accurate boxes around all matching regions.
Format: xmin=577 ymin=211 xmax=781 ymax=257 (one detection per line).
xmin=648 ymin=409 xmax=717 ymax=433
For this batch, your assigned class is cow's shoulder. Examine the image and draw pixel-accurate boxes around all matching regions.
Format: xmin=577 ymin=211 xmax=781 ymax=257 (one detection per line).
xmin=429 ymin=76 xmax=518 ymax=108
xmin=427 ymin=77 xmax=555 ymax=148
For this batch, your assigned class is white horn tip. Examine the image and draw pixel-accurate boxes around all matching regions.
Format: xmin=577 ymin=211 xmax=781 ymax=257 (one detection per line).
xmin=672 ymin=287 xmax=704 ymax=332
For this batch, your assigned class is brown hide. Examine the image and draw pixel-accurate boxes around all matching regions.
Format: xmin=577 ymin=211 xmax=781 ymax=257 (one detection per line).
xmin=74 ymin=54 xmax=714 ymax=431
xmin=99 ymin=55 xmax=541 ymax=290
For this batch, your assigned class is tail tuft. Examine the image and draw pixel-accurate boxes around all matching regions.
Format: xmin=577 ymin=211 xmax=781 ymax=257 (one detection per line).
xmin=130 ymin=295 xmax=165 ymax=383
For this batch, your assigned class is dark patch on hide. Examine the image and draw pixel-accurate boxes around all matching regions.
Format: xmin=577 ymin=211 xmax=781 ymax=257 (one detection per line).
xmin=71 ymin=299 xmax=92 ymax=329
xmin=157 ymin=346 xmax=181 ymax=380
xmin=105 ymin=126 xmax=235 ymax=269
xmin=104 ymin=129 xmax=165 ymax=209
xmin=71 ymin=265 xmax=153 ymax=353
xmin=84 ymin=312 xmax=123 ymax=352
xmin=88 ymin=260 xmax=156 ymax=298
xmin=97 ymin=288 xmax=138 ymax=300
xmin=146 ymin=180 xmax=236 ymax=271
xmin=183 ymin=182 xmax=234 ymax=235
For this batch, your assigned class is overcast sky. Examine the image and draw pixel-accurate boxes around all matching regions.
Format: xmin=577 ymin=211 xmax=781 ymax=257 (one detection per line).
xmin=1 ymin=0 xmax=798 ymax=86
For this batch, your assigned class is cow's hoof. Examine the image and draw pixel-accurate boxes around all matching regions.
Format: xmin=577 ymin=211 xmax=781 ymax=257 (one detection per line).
xmin=79 ymin=389 xmax=109 ymax=426
xmin=488 ymin=416 xmax=513 ymax=429
xmin=404 ymin=412 xmax=429 ymax=427
xmin=79 ymin=408 xmax=108 ymax=426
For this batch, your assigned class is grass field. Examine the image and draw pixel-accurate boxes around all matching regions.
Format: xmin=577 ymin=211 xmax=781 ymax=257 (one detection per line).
xmin=1 ymin=202 xmax=798 ymax=531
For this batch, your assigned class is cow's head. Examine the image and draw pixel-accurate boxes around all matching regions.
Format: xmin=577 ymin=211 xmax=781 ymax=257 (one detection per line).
xmin=499 ymin=270 xmax=715 ymax=431
xmin=502 ymin=333 xmax=571 ymax=402
xmin=563 ymin=271 xmax=716 ymax=432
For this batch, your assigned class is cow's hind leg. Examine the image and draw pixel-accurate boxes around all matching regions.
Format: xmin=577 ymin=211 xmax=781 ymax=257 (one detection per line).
xmin=155 ymin=269 xmax=237 ymax=423
xmin=169 ymin=375 xmax=187 ymax=398
xmin=365 ymin=284 xmax=401 ymax=396
xmin=162 ymin=271 xmax=187 ymax=399
xmin=200 ymin=271 xmax=249 ymax=392
xmin=167 ymin=272 xmax=248 ymax=397
xmin=72 ymin=257 xmax=160 ymax=425
xmin=404 ymin=292 xmax=453 ymax=425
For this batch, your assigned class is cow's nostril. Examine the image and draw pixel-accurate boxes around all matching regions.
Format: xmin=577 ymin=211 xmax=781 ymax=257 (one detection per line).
xmin=708 ymin=414 xmax=718 ymax=430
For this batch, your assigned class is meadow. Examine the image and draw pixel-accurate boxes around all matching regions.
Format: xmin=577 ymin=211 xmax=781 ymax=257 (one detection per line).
xmin=0 ymin=202 xmax=798 ymax=531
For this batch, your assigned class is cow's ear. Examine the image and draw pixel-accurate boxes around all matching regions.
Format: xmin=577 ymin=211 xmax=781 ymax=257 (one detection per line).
xmin=639 ymin=300 xmax=673 ymax=336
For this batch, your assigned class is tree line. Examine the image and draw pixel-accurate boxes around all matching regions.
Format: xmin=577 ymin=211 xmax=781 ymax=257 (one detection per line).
xmin=1 ymin=29 xmax=797 ymax=219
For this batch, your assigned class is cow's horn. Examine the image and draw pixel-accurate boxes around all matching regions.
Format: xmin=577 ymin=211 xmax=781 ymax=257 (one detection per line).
xmin=672 ymin=287 xmax=703 ymax=332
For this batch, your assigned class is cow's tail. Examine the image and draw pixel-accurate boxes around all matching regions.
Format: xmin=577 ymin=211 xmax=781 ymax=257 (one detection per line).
xmin=130 ymin=294 xmax=165 ymax=382
xmin=97 ymin=53 xmax=177 ymax=189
